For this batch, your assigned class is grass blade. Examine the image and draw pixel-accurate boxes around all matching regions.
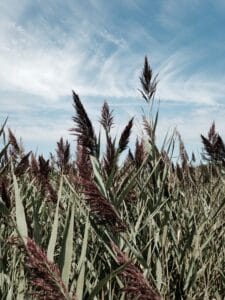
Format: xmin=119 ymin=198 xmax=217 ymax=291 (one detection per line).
xmin=61 ymin=203 xmax=75 ymax=288
xmin=47 ymin=177 xmax=63 ymax=261
xmin=76 ymin=219 xmax=90 ymax=299
xmin=12 ymin=169 xmax=28 ymax=243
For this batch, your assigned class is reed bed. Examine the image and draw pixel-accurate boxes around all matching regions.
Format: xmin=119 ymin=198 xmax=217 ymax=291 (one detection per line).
xmin=0 ymin=57 xmax=224 ymax=299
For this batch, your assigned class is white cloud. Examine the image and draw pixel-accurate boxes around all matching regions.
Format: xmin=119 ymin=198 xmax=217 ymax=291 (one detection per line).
xmin=0 ymin=1 xmax=224 ymax=106
xmin=156 ymin=51 xmax=225 ymax=105
xmin=0 ymin=15 xmax=137 ymax=101
xmin=1 ymin=0 xmax=225 ymax=157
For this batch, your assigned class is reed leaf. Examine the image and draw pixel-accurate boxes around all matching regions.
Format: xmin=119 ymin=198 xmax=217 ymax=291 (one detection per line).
xmin=47 ymin=177 xmax=63 ymax=261
xmin=12 ymin=168 xmax=28 ymax=243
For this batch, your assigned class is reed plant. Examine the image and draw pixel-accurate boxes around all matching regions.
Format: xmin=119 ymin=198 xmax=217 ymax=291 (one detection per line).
xmin=0 ymin=57 xmax=224 ymax=299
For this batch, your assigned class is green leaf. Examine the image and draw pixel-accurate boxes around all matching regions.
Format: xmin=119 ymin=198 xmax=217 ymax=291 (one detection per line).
xmin=61 ymin=203 xmax=75 ymax=288
xmin=88 ymin=262 xmax=130 ymax=300
xmin=47 ymin=177 xmax=63 ymax=261
xmin=12 ymin=171 xmax=28 ymax=243
xmin=31 ymin=195 xmax=41 ymax=245
xmin=156 ymin=258 xmax=162 ymax=291
xmin=0 ymin=200 xmax=10 ymax=216
xmin=184 ymin=258 xmax=197 ymax=292
xmin=6 ymin=285 xmax=13 ymax=300
xmin=16 ymin=267 xmax=25 ymax=300
xmin=116 ymin=155 xmax=149 ymax=206
xmin=76 ymin=219 xmax=90 ymax=300
xmin=90 ymin=155 xmax=107 ymax=197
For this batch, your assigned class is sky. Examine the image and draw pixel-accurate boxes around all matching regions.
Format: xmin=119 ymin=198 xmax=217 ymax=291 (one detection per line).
xmin=1 ymin=0 xmax=225 ymax=159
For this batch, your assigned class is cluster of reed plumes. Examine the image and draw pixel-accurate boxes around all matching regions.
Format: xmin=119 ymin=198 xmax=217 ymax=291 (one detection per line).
xmin=0 ymin=57 xmax=224 ymax=299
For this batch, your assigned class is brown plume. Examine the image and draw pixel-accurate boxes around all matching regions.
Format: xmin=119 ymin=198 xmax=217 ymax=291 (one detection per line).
xmin=76 ymin=140 xmax=92 ymax=180
xmin=100 ymin=101 xmax=114 ymax=132
xmin=8 ymin=128 xmax=22 ymax=160
xmin=0 ymin=177 xmax=11 ymax=209
xmin=112 ymin=243 xmax=160 ymax=300
xmin=177 ymin=133 xmax=189 ymax=170
xmin=56 ymin=138 xmax=70 ymax=173
xmin=71 ymin=91 xmax=97 ymax=156
xmin=201 ymin=122 xmax=225 ymax=164
xmin=103 ymin=135 xmax=117 ymax=176
xmin=25 ymin=238 xmax=76 ymax=300
xmin=118 ymin=118 xmax=133 ymax=153
xmin=139 ymin=56 xmax=158 ymax=102
xmin=15 ymin=151 xmax=31 ymax=176
xmin=81 ymin=179 xmax=126 ymax=232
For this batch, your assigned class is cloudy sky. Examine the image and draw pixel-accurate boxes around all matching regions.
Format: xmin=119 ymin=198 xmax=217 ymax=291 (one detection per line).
xmin=1 ymin=0 xmax=225 ymax=158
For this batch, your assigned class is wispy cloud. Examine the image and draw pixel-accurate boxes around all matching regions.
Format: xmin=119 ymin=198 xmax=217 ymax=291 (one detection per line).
xmin=1 ymin=0 xmax=224 ymax=103
xmin=156 ymin=51 xmax=225 ymax=105
xmin=1 ymin=0 xmax=225 ymax=155
xmin=0 ymin=15 xmax=136 ymax=101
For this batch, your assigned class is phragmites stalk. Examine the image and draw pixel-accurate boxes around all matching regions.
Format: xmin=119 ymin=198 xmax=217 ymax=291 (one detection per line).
xmin=30 ymin=155 xmax=57 ymax=203
xmin=143 ymin=116 xmax=155 ymax=143
xmin=15 ymin=151 xmax=31 ymax=176
xmin=139 ymin=56 xmax=158 ymax=102
xmin=177 ymin=133 xmax=189 ymax=170
xmin=25 ymin=238 xmax=76 ymax=300
xmin=8 ymin=128 xmax=22 ymax=160
xmin=201 ymin=122 xmax=225 ymax=165
xmin=128 ymin=149 xmax=134 ymax=162
xmin=135 ymin=138 xmax=145 ymax=168
xmin=112 ymin=243 xmax=160 ymax=300
xmin=38 ymin=156 xmax=51 ymax=180
xmin=118 ymin=118 xmax=133 ymax=153
xmin=0 ymin=176 xmax=10 ymax=209
xmin=71 ymin=91 xmax=97 ymax=156
xmin=56 ymin=137 xmax=70 ymax=173
xmin=176 ymin=163 xmax=183 ymax=182
xmin=191 ymin=152 xmax=196 ymax=163
xmin=81 ymin=179 xmax=126 ymax=232
xmin=208 ymin=121 xmax=216 ymax=142
xmin=8 ymin=128 xmax=20 ymax=153
xmin=100 ymin=101 xmax=114 ymax=132
xmin=38 ymin=156 xmax=57 ymax=203
xmin=103 ymin=135 xmax=117 ymax=176
xmin=30 ymin=153 xmax=39 ymax=175
xmin=161 ymin=150 xmax=171 ymax=167
xmin=76 ymin=140 xmax=92 ymax=179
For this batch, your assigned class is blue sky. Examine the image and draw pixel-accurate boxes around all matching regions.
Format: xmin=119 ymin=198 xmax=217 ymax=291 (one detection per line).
xmin=1 ymin=0 xmax=225 ymax=158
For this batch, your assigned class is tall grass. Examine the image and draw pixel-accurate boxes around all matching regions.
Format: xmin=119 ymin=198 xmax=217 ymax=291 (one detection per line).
xmin=0 ymin=57 xmax=224 ymax=299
